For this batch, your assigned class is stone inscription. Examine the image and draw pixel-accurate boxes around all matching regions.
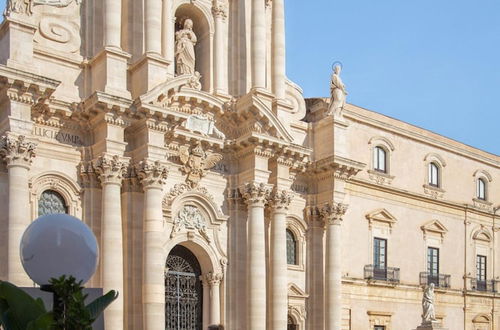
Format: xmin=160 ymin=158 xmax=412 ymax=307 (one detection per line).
xmin=33 ymin=127 xmax=83 ymax=146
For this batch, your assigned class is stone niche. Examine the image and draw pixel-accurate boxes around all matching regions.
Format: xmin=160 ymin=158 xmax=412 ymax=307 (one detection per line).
xmin=175 ymin=3 xmax=212 ymax=92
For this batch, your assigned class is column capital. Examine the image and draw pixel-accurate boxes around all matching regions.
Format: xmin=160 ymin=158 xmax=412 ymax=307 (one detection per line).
xmin=202 ymin=272 xmax=223 ymax=287
xmin=268 ymin=189 xmax=292 ymax=213
xmin=135 ymin=159 xmax=169 ymax=189
xmin=0 ymin=135 xmax=36 ymax=168
xmin=320 ymin=202 xmax=348 ymax=226
xmin=212 ymin=2 xmax=228 ymax=20
xmin=239 ymin=181 xmax=273 ymax=207
xmin=93 ymin=154 xmax=129 ymax=186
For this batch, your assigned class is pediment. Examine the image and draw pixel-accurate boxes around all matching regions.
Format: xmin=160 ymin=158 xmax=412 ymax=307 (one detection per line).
xmin=473 ymin=314 xmax=490 ymax=324
xmin=421 ymin=220 xmax=448 ymax=237
xmin=288 ymin=283 xmax=308 ymax=298
xmin=473 ymin=229 xmax=492 ymax=243
xmin=365 ymin=209 xmax=397 ymax=228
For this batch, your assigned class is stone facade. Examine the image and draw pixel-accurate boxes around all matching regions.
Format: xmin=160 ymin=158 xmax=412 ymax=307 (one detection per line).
xmin=0 ymin=0 xmax=498 ymax=330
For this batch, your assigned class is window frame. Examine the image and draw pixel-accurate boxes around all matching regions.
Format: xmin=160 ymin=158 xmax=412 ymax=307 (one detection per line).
xmin=373 ymin=146 xmax=387 ymax=173
xmin=373 ymin=237 xmax=387 ymax=270
xmin=477 ymin=178 xmax=486 ymax=201
xmin=428 ymin=162 xmax=440 ymax=187
xmin=286 ymin=229 xmax=298 ymax=266
xmin=427 ymin=247 xmax=440 ymax=275
xmin=477 ymin=255 xmax=487 ymax=282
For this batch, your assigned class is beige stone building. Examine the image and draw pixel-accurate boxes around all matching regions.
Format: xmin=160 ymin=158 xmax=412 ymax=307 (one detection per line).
xmin=0 ymin=0 xmax=498 ymax=329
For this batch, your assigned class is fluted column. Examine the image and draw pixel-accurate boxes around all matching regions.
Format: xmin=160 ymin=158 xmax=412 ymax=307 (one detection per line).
xmin=269 ymin=190 xmax=292 ymax=330
xmin=104 ymin=0 xmax=122 ymax=48
xmin=93 ymin=154 xmax=129 ymax=330
xmin=251 ymin=0 xmax=266 ymax=88
xmin=272 ymin=0 xmax=286 ymax=99
xmin=136 ymin=160 xmax=168 ymax=330
xmin=321 ymin=202 xmax=348 ymax=330
xmin=240 ymin=182 xmax=272 ymax=330
xmin=145 ymin=0 xmax=162 ymax=54
xmin=0 ymin=135 xmax=36 ymax=285
xmin=205 ymin=272 xmax=223 ymax=326
xmin=213 ymin=1 xmax=229 ymax=94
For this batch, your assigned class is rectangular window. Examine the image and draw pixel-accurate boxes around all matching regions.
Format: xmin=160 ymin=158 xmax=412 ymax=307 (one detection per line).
xmin=374 ymin=238 xmax=387 ymax=270
xmin=427 ymin=247 xmax=439 ymax=275
xmin=374 ymin=326 xmax=386 ymax=330
xmin=477 ymin=255 xmax=487 ymax=281
xmin=429 ymin=163 xmax=439 ymax=187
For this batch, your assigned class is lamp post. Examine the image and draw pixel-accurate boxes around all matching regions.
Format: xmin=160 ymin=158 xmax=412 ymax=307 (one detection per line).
xmin=19 ymin=214 xmax=99 ymax=319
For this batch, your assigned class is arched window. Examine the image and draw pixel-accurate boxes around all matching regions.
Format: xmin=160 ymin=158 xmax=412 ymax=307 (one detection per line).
xmin=477 ymin=178 xmax=486 ymax=200
xmin=428 ymin=162 xmax=440 ymax=187
xmin=373 ymin=146 xmax=387 ymax=173
xmin=38 ymin=190 xmax=68 ymax=216
xmin=287 ymin=315 xmax=298 ymax=330
xmin=286 ymin=229 xmax=298 ymax=265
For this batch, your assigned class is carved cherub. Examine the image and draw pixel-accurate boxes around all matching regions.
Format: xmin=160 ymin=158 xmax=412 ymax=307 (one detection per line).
xmin=179 ymin=142 xmax=222 ymax=187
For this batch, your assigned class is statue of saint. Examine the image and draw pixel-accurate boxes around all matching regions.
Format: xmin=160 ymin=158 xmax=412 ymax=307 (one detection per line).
xmin=422 ymin=283 xmax=437 ymax=323
xmin=175 ymin=19 xmax=197 ymax=75
xmin=327 ymin=64 xmax=348 ymax=116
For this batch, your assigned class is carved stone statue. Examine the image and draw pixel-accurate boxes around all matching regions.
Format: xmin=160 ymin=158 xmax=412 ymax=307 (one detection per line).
xmin=178 ymin=142 xmax=223 ymax=187
xmin=175 ymin=19 xmax=197 ymax=75
xmin=5 ymin=0 xmax=80 ymax=15
xmin=422 ymin=283 xmax=437 ymax=323
xmin=33 ymin=0 xmax=81 ymax=6
xmin=327 ymin=64 xmax=348 ymax=116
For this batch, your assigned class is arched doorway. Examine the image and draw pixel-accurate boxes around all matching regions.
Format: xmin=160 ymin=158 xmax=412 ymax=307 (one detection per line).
xmin=165 ymin=245 xmax=203 ymax=330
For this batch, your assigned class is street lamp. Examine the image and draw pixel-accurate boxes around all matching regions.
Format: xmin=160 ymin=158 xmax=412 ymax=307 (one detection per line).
xmin=20 ymin=214 xmax=99 ymax=286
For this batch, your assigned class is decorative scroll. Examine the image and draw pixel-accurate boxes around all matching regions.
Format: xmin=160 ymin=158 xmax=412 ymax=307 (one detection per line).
xmin=36 ymin=15 xmax=81 ymax=53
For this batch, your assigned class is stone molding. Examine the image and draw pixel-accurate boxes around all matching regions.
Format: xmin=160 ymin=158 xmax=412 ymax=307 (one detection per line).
xmin=320 ymin=202 xmax=348 ymax=226
xmin=0 ymin=135 xmax=36 ymax=168
xmin=135 ymin=159 xmax=169 ymax=189
xmin=239 ymin=181 xmax=273 ymax=207
xmin=92 ymin=154 xmax=129 ymax=186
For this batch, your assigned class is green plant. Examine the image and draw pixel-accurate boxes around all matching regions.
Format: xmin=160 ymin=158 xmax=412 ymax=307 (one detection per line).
xmin=0 ymin=276 xmax=118 ymax=330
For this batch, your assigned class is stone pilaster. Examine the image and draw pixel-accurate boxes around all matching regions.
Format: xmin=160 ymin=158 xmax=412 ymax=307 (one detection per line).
xmin=213 ymin=1 xmax=229 ymax=94
xmin=93 ymin=154 xmax=129 ymax=330
xmin=135 ymin=159 xmax=168 ymax=330
xmin=269 ymin=189 xmax=292 ymax=330
xmin=240 ymin=181 xmax=272 ymax=330
xmin=321 ymin=202 xmax=348 ymax=330
xmin=0 ymin=135 xmax=36 ymax=285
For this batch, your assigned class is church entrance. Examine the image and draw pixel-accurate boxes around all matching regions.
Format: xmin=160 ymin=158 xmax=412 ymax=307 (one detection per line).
xmin=165 ymin=245 xmax=203 ymax=330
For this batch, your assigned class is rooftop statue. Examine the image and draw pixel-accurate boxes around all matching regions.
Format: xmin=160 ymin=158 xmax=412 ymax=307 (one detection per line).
xmin=5 ymin=0 xmax=80 ymax=15
xmin=327 ymin=64 xmax=348 ymax=116
xmin=175 ymin=19 xmax=198 ymax=76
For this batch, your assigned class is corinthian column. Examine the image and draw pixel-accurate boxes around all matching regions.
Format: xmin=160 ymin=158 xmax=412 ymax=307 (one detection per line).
xmin=0 ymin=135 xmax=36 ymax=285
xmin=251 ymin=0 xmax=266 ymax=88
xmin=204 ymin=272 xmax=223 ymax=327
xmin=213 ymin=1 xmax=229 ymax=94
xmin=240 ymin=182 xmax=272 ymax=330
xmin=272 ymin=0 xmax=286 ymax=99
xmin=136 ymin=160 xmax=168 ymax=330
xmin=162 ymin=0 xmax=175 ymax=76
xmin=269 ymin=189 xmax=292 ymax=330
xmin=93 ymin=154 xmax=129 ymax=330
xmin=321 ymin=202 xmax=348 ymax=330
xmin=145 ymin=0 xmax=162 ymax=54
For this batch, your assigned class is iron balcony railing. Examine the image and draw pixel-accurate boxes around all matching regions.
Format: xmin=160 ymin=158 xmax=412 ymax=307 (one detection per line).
xmin=471 ymin=279 xmax=497 ymax=293
xmin=419 ymin=272 xmax=450 ymax=288
xmin=364 ymin=265 xmax=400 ymax=283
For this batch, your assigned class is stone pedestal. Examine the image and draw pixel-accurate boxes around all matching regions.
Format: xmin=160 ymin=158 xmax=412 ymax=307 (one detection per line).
xmin=414 ymin=321 xmax=448 ymax=330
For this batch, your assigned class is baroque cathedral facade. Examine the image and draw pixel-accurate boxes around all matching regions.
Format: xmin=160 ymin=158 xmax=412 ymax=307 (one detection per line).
xmin=0 ymin=0 xmax=498 ymax=329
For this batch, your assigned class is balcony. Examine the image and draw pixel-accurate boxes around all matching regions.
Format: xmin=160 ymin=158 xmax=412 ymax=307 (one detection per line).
xmin=471 ymin=279 xmax=497 ymax=293
xmin=364 ymin=265 xmax=400 ymax=283
xmin=419 ymin=272 xmax=450 ymax=288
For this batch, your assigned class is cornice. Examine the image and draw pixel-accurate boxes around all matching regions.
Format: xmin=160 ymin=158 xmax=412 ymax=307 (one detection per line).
xmin=307 ymin=155 xmax=365 ymax=180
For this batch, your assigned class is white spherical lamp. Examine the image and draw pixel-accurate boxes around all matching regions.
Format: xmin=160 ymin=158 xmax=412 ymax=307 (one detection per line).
xmin=20 ymin=214 xmax=99 ymax=286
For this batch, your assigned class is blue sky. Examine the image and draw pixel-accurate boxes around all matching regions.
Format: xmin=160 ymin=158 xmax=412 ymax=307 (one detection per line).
xmin=1 ymin=0 xmax=498 ymax=155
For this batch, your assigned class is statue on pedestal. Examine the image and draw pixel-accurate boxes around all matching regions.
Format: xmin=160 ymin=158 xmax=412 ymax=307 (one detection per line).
xmin=175 ymin=19 xmax=197 ymax=75
xmin=327 ymin=64 xmax=348 ymax=116
xmin=422 ymin=283 xmax=437 ymax=323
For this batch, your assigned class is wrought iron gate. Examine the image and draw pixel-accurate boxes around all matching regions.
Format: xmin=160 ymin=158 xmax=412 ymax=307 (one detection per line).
xmin=165 ymin=245 xmax=203 ymax=330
